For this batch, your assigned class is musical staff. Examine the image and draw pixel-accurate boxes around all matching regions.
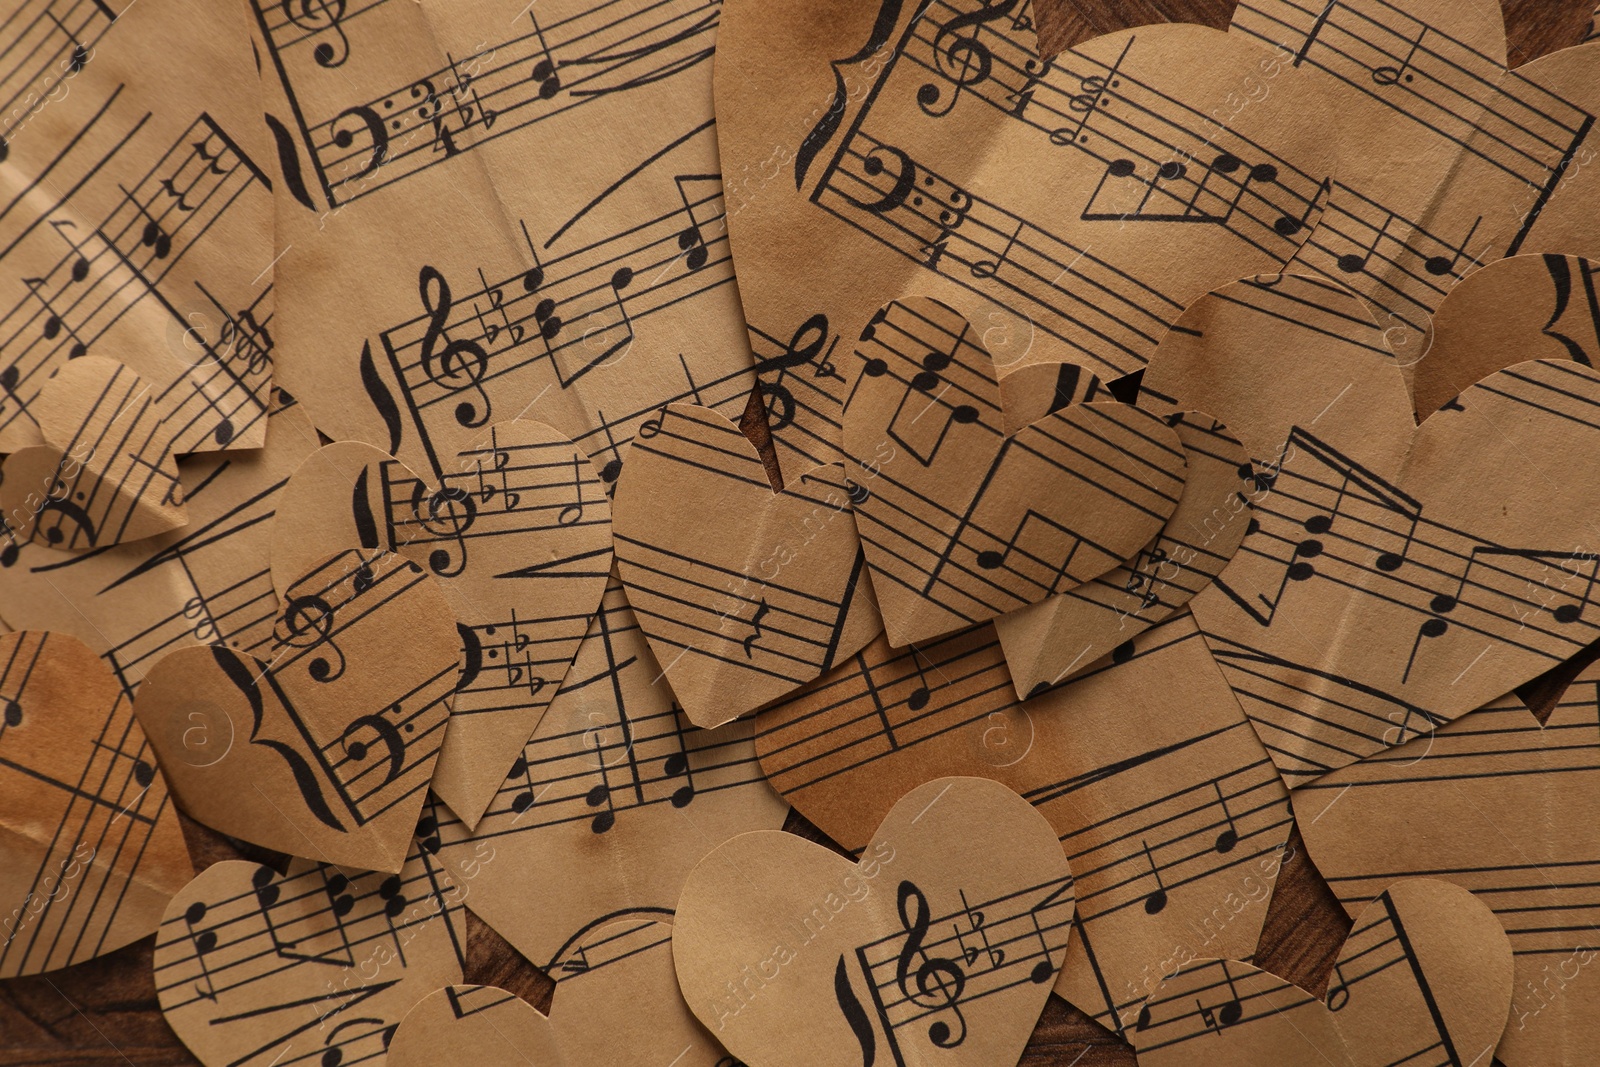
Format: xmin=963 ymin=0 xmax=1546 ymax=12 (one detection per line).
xmin=0 ymin=0 xmax=118 ymax=145
xmin=251 ymin=0 xmax=720 ymax=206
xmin=1130 ymin=957 xmax=1343 ymax=1063
xmin=755 ymin=610 xmax=1295 ymax=1033
xmin=1193 ymin=359 xmax=1600 ymax=785
xmin=843 ymin=297 xmax=1187 ymax=644
xmin=613 ymin=402 xmax=880 ymax=727
xmin=1297 ymin=673 xmax=1600 ymax=1067
xmin=422 ymin=575 xmax=786 ymax=968
xmin=0 ymin=629 xmax=193 ymax=977
xmin=153 ymin=830 xmax=466 ymax=1067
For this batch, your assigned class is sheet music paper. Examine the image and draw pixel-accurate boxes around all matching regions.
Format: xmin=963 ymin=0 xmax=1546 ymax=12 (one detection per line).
xmin=1295 ymin=664 xmax=1600 ymax=1066
xmin=754 ymin=610 xmax=1294 ymax=1036
xmin=133 ymin=548 xmax=460 ymax=871
xmin=0 ymin=0 xmax=277 ymax=547
xmin=154 ymin=826 xmax=467 ymax=1067
xmin=1411 ymin=252 xmax=1598 ymax=419
xmin=842 ymin=296 xmax=1188 ymax=646
xmin=389 ymin=921 xmax=736 ymax=1066
xmin=1229 ymin=0 xmax=1600 ymax=358
xmin=714 ymin=0 xmax=1339 ymax=479
xmin=1145 ymin=275 xmax=1600 ymax=786
xmin=994 ymin=408 xmax=1255 ymax=696
xmin=425 ymin=574 xmax=788 ymax=969
xmin=0 ymin=629 xmax=192 ymax=977
xmin=1130 ymin=878 xmax=1514 ymax=1067
xmin=0 ymin=389 xmax=320 ymax=699
xmin=673 ymin=776 xmax=1074 ymax=1067
xmin=612 ymin=401 xmax=881 ymax=728
xmin=267 ymin=422 xmax=613 ymax=829
xmin=254 ymin=0 xmax=757 ymax=495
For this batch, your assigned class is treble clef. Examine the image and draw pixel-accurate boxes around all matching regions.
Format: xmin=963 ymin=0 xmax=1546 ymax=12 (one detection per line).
xmin=753 ymin=314 xmax=835 ymax=433
xmin=895 ymin=880 xmax=968 ymax=1048
xmin=918 ymin=0 xmax=1022 ymax=117
xmin=416 ymin=266 xmax=492 ymax=428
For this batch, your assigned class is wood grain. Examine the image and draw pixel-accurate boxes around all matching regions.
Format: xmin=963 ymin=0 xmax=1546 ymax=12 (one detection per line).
xmin=3 ymin=1 xmax=1595 ymax=1063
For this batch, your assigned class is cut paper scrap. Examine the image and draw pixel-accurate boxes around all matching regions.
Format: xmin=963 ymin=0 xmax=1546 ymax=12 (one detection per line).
xmin=268 ymin=420 xmax=612 ymax=827
xmin=674 ymin=777 xmax=1074 ymax=1067
xmin=1129 ymin=879 xmax=1514 ymax=1067
xmin=995 ymin=410 xmax=1254 ymax=696
xmin=0 ymin=0 xmax=275 ymax=458
xmin=0 ymin=390 xmax=319 ymax=697
xmin=1229 ymin=0 xmax=1600 ymax=354
xmin=259 ymin=0 xmax=757 ymax=496
xmin=714 ymin=0 xmax=1338 ymax=476
xmin=1412 ymin=253 xmax=1599 ymax=419
xmin=755 ymin=611 xmax=1293 ymax=1037
xmin=153 ymin=832 xmax=466 ymax=1067
xmin=133 ymin=549 xmax=458 ymax=872
xmin=1190 ymin=357 xmax=1600 ymax=784
xmin=426 ymin=575 xmax=788 ymax=969
xmin=388 ymin=921 xmax=735 ymax=1067
xmin=1294 ymin=666 xmax=1600 ymax=1066
xmin=0 ymin=357 xmax=187 ymax=549
xmin=0 ymin=630 xmax=193 ymax=977
xmin=612 ymin=402 xmax=880 ymax=728
xmin=844 ymin=296 xmax=1188 ymax=646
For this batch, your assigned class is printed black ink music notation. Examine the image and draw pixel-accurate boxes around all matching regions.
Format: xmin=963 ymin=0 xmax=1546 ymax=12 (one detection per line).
xmin=1305 ymin=694 xmax=1600 ymax=961
xmin=0 ymin=102 xmax=275 ymax=449
xmin=0 ymin=0 xmax=116 ymax=143
xmin=442 ymin=581 xmax=766 ymax=839
xmin=363 ymin=180 xmax=741 ymax=478
xmin=0 ymin=631 xmax=176 ymax=977
xmin=751 ymin=312 xmax=846 ymax=474
xmin=1132 ymin=958 xmax=1311 ymax=1046
xmin=550 ymin=917 xmax=672 ymax=981
xmin=845 ymin=298 xmax=1185 ymax=621
xmin=832 ymin=877 xmax=1073 ymax=1059
xmin=253 ymin=0 xmax=719 ymax=206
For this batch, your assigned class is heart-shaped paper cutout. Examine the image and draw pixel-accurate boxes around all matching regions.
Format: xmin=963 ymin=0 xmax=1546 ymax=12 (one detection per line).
xmin=995 ymin=409 xmax=1254 ymax=695
xmin=0 ymin=357 xmax=187 ymax=549
xmin=0 ymin=630 xmax=193 ymax=976
xmin=612 ymin=402 xmax=880 ymax=727
xmin=268 ymin=419 xmax=613 ymax=826
xmin=1294 ymin=667 xmax=1600 ymax=1066
xmin=674 ymin=776 xmax=1074 ymax=1067
xmin=715 ymin=2 xmax=1337 ymax=477
xmin=388 ymin=921 xmax=734 ymax=1066
xmin=422 ymin=575 xmax=788 ymax=969
xmin=1130 ymin=878 xmax=1514 ymax=1067
xmin=1412 ymin=253 xmax=1597 ymax=419
xmin=1146 ymin=274 xmax=1600 ymax=785
xmin=844 ymin=297 xmax=1188 ymax=646
xmin=755 ymin=611 xmax=1294 ymax=1036
xmin=133 ymin=548 xmax=458 ymax=871
xmin=154 ymin=830 xmax=464 ymax=1067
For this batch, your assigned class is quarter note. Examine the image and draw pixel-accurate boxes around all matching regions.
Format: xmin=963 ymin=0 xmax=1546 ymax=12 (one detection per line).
xmin=528 ymin=9 xmax=562 ymax=99
xmin=585 ymin=733 xmax=616 ymax=834
xmin=1140 ymin=840 xmax=1168 ymax=914
xmin=1212 ymin=781 xmax=1239 ymax=853
xmin=673 ymin=174 xmax=716 ymax=270
xmin=182 ymin=901 xmax=220 ymax=1002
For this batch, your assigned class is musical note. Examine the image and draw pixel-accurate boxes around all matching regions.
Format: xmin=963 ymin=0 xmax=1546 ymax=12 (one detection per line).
xmin=1140 ymin=840 xmax=1169 ymax=915
xmin=1212 ymin=781 xmax=1240 ymax=854
xmin=585 ymin=733 xmax=617 ymax=834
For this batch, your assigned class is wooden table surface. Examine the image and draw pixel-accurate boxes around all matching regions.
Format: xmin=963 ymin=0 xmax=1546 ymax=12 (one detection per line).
xmin=5 ymin=1 xmax=1597 ymax=1063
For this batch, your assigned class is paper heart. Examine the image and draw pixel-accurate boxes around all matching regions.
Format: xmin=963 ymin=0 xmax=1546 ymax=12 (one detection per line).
xmin=612 ymin=402 xmax=880 ymax=727
xmin=1130 ymin=879 xmax=1513 ymax=1067
xmin=154 ymin=832 xmax=464 ymax=1067
xmin=268 ymin=419 xmax=613 ymax=827
xmin=424 ymin=577 xmax=788 ymax=970
xmin=994 ymin=409 xmax=1254 ymax=695
xmin=1412 ymin=253 xmax=1600 ymax=419
xmin=0 ymin=630 xmax=192 ymax=976
xmin=388 ymin=921 xmax=735 ymax=1066
xmin=0 ymin=357 xmax=187 ymax=549
xmin=133 ymin=548 xmax=458 ymax=871
xmin=843 ymin=297 xmax=1188 ymax=646
xmin=674 ymin=777 xmax=1074 ymax=1067
xmin=714 ymin=0 xmax=1336 ymax=478
xmin=1147 ymin=274 xmax=1600 ymax=785
xmin=1293 ymin=669 xmax=1600 ymax=1066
